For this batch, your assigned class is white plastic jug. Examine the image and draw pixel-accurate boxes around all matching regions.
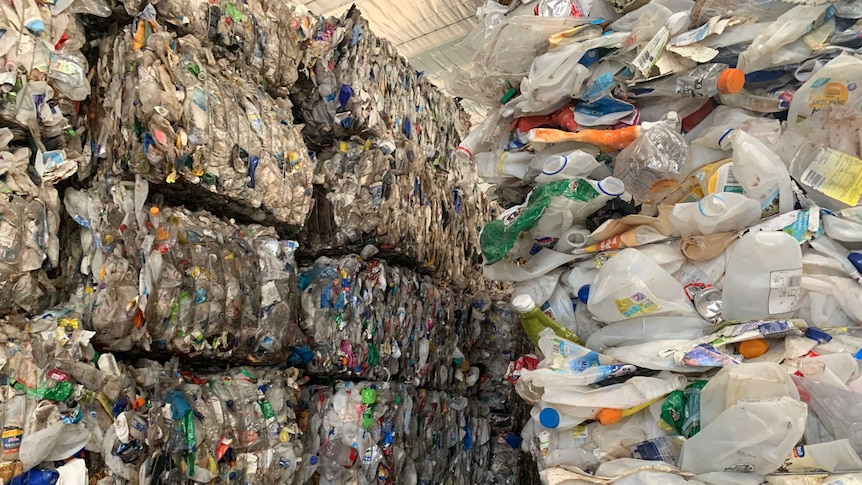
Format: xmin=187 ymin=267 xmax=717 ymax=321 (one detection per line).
xmin=669 ymin=193 xmax=762 ymax=236
xmin=722 ymin=231 xmax=803 ymax=321
xmin=587 ymin=249 xmax=699 ymax=323
xmin=534 ymin=150 xmax=601 ymax=184
xmin=721 ymin=129 xmax=794 ymax=216
xmin=699 ymin=362 xmax=800 ymax=429
xmin=679 ymin=396 xmax=807 ymax=475
xmin=530 ymin=403 xmax=585 ymax=431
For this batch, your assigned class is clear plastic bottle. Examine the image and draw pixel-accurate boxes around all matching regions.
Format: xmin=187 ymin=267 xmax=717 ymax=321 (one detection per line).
xmin=626 ymin=64 xmax=745 ymax=99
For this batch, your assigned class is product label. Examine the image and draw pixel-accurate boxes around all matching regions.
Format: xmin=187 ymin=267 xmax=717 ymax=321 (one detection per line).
xmin=0 ymin=220 xmax=16 ymax=249
xmin=805 ymin=79 xmax=852 ymax=119
xmin=572 ymin=424 xmax=589 ymax=439
xmin=2 ymin=427 xmax=22 ymax=454
xmin=582 ymin=72 xmax=615 ymax=103
xmin=260 ymin=281 xmax=281 ymax=307
xmin=613 ymin=292 xmax=660 ymax=318
xmin=632 ymin=27 xmax=669 ymax=77
xmin=800 ymin=148 xmax=862 ymax=206
xmin=768 ymin=269 xmax=803 ymax=314
xmin=708 ymin=164 xmax=743 ymax=195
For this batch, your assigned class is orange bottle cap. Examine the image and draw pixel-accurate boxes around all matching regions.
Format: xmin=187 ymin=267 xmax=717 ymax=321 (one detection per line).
xmin=596 ymin=408 xmax=623 ymax=425
xmin=739 ymin=338 xmax=770 ymax=359
xmin=717 ymin=68 xmax=745 ymax=95
xmin=149 ymin=207 xmax=160 ymax=216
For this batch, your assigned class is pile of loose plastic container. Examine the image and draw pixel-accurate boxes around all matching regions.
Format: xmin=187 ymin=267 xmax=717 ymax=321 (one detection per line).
xmin=0 ymin=0 xmax=536 ymax=482
xmin=453 ymin=0 xmax=862 ymax=483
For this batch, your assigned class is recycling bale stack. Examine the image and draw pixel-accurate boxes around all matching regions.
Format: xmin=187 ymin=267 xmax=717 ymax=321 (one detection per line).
xmin=90 ymin=19 xmax=315 ymax=231
xmin=298 ymin=137 xmax=493 ymax=286
xmin=0 ymin=0 xmax=100 ymax=318
xmin=61 ymin=176 xmax=304 ymax=363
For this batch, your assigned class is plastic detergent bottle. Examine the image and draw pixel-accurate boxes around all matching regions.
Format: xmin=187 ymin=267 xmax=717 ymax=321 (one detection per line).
xmin=512 ymin=294 xmax=584 ymax=346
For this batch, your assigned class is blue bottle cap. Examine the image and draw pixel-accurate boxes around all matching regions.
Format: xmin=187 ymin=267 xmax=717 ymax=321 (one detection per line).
xmin=310 ymin=455 xmax=318 ymax=465
xmin=539 ymin=407 xmax=561 ymax=429
xmin=805 ymin=327 xmax=832 ymax=344
xmin=578 ymin=285 xmax=591 ymax=304
xmin=855 ymin=349 xmax=862 ymax=361
xmin=849 ymin=253 xmax=862 ymax=273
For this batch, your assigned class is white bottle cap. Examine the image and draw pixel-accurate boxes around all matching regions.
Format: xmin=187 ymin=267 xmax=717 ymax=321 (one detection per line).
xmin=598 ymin=177 xmax=625 ymax=197
xmin=666 ymin=12 xmax=690 ymax=36
xmin=512 ymin=294 xmax=537 ymax=313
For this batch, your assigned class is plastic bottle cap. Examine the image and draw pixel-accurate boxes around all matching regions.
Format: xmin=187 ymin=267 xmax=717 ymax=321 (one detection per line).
xmin=455 ymin=146 xmax=472 ymax=160
xmin=577 ymin=285 xmax=590 ymax=304
xmin=666 ymin=12 xmax=690 ymax=36
xmin=310 ymin=455 xmax=318 ymax=465
xmin=698 ymin=194 xmax=728 ymax=218
xmin=26 ymin=19 xmax=45 ymax=35
xmin=598 ymin=177 xmax=625 ymax=197
xmin=149 ymin=207 xmax=160 ymax=216
xmin=542 ymin=155 xmax=568 ymax=176
xmin=596 ymin=408 xmax=623 ymax=425
xmin=855 ymin=349 xmax=862 ymax=361
xmin=805 ymin=327 xmax=832 ymax=344
xmin=511 ymin=294 xmax=537 ymax=313
xmin=361 ymin=388 xmax=377 ymax=404
xmin=538 ymin=407 xmax=561 ymax=428
xmin=849 ymin=253 xmax=862 ymax=274
xmin=738 ymin=339 xmax=769 ymax=359
xmin=717 ymin=68 xmax=745 ymax=95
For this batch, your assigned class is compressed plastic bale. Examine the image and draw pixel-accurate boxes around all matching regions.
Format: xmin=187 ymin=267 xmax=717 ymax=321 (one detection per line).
xmin=294 ymin=8 xmax=470 ymax=150
xmin=0 ymin=312 xmax=135 ymax=479
xmin=0 ymin=0 xmax=93 ymax=171
xmin=99 ymin=360 xmax=309 ymax=484
xmin=0 ymin=131 xmax=64 ymax=317
xmin=63 ymin=178 xmax=304 ymax=362
xmin=298 ymin=255 xmax=478 ymax=388
xmin=128 ymin=0 xmax=318 ymax=97
xmin=301 ymin=381 xmax=485 ymax=485
xmin=91 ymin=22 xmax=314 ymax=228
xmin=299 ymin=138 xmax=493 ymax=286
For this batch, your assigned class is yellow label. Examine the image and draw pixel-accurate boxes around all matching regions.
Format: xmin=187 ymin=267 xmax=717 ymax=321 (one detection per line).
xmin=58 ymin=318 xmax=79 ymax=330
xmin=156 ymin=227 xmax=169 ymax=241
xmin=800 ymin=148 xmax=862 ymax=206
xmin=613 ymin=292 xmax=660 ymax=318
xmin=339 ymin=141 xmax=349 ymax=153
xmin=808 ymin=82 xmax=850 ymax=112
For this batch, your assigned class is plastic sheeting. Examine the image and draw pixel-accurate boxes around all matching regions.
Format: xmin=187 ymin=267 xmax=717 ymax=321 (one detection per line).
xmin=91 ymin=21 xmax=314 ymax=228
xmin=63 ymin=177 xmax=303 ymax=363
xmin=299 ymin=138 xmax=491 ymax=286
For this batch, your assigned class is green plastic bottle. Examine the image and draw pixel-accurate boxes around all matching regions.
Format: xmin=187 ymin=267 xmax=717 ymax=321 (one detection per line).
xmin=512 ymin=294 xmax=584 ymax=346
